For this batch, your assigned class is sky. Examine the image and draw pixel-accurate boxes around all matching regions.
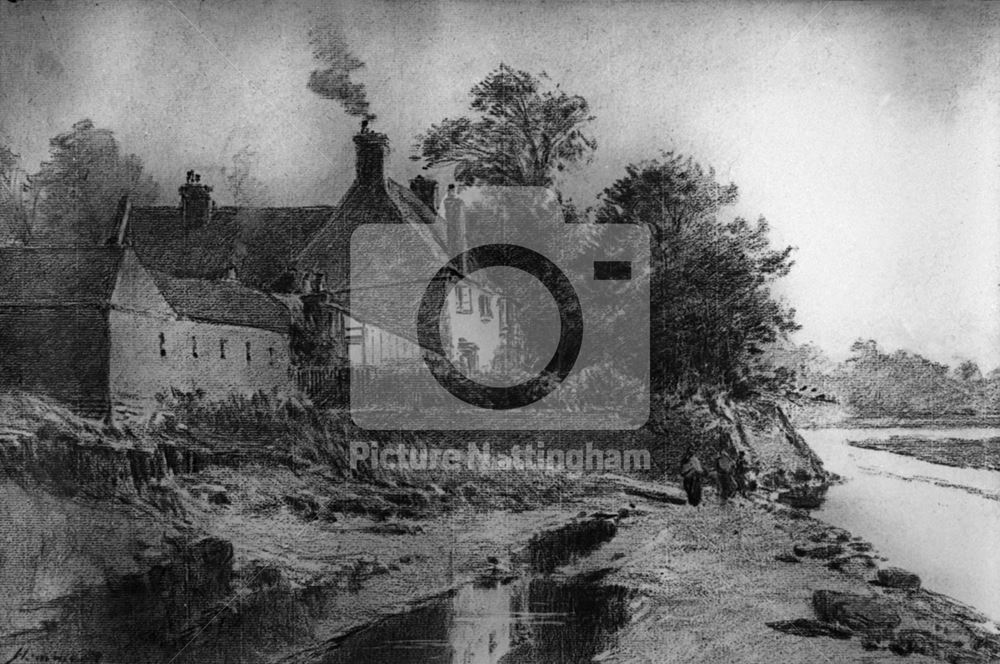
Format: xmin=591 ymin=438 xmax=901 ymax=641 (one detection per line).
xmin=1 ymin=0 xmax=998 ymax=370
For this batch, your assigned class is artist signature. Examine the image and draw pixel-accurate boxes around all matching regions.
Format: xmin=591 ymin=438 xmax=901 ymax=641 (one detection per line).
xmin=3 ymin=648 xmax=103 ymax=664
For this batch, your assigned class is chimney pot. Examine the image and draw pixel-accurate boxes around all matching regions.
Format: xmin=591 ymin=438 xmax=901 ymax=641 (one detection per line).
xmin=353 ymin=132 xmax=389 ymax=187
xmin=443 ymin=184 xmax=468 ymax=275
xmin=409 ymin=175 xmax=439 ymax=213
xmin=179 ymin=171 xmax=213 ymax=229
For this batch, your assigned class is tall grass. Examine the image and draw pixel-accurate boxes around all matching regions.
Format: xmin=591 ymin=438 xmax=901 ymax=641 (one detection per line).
xmin=165 ymin=392 xmax=362 ymax=475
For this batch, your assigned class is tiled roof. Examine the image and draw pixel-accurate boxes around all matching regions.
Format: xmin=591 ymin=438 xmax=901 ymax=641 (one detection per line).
xmin=127 ymin=205 xmax=335 ymax=289
xmin=0 ymin=247 xmax=123 ymax=306
xmin=148 ymin=271 xmax=291 ymax=333
xmin=296 ymin=178 xmax=449 ymax=291
xmin=296 ymin=172 xmax=510 ymax=348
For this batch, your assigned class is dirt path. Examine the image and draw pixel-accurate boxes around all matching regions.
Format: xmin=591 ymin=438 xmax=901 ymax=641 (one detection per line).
xmin=590 ymin=491 xmax=998 ymax=663
xmin=598 ymin=499 xmax=928 ymax=662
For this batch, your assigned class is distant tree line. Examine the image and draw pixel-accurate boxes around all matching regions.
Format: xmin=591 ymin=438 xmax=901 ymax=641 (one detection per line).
xmin=776 ymin=340 xmax=1000 ymax=418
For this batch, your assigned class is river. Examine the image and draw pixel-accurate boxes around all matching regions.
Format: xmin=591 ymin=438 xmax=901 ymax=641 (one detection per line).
xmin=803 ymin=427 xmax=1000 ymax=621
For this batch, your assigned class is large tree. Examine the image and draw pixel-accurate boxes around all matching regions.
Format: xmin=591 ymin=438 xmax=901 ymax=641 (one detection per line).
xmin=597 ymin=153 xmax=799 ymax=394
xmin=32 ymin=119 xmax=158 ymax=245
xmin=412 ymin=64 xmax=596 ymax=187
xmin=412 ymin=67 xmax=600 ymax=379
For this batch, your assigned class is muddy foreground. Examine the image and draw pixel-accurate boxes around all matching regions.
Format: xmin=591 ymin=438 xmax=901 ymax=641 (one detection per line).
xmin=6 ymin=463 xmax=996 ymax=663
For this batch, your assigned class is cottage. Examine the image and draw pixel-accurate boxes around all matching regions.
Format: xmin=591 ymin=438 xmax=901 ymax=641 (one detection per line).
xmin=0 ymin=247 xmax=293 ymax=422
xmin=119 ymin=127 xmax=523 ymax=404
xmin=296 ymin=130 xmax=523 ymax=377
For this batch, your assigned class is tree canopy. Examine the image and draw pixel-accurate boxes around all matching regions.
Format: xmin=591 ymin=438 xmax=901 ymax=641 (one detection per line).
xmin=412 ymin=64 xmax=596 ymax=187
xmin=413 ymin=67 xmax=798 ymax=399
xmin=31 ymin=119 xmax=158 ymax=245
xmin=596 ymin=153 xmax=799 ymax=395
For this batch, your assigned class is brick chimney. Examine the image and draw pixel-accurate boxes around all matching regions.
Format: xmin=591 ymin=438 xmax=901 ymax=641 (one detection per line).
xmin=353 ymin=131 xmax=389 ymax=187
xmin=443 ymin=184 xmax=468 ymax=275
xmin=409 ymin=175 xmax=438 ymax=212
xmin=179 ymin=170 xmax=213 ymax=229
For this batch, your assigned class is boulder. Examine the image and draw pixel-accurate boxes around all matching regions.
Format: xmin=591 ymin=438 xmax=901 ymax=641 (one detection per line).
xmin=794 ymin=543 xmax=844 ymax=559
xmin=325 ymin=494 xmax=395 ymax=520
xmin=284 ymin=491 xmax=321 ymax=520
xmin=353 ymin=555 xmax=389 ymax=577
xmin=237 ymin=563 xmax=283 ymax=589
xmin=887 ymin=629 xmax=986 ymax=662
xmin=812 ymin=590 xmax=901 ymax=631
xmin=876 ymin=566 xmax=921 ymax=590
xmin=776 ymin=485 xmax=827 ymax=509
xmin=767 ymin=618 xmax=852 ymax=639
xmin=365 ymin=521 xmax=424 ymax=535
xmin=186 ymin=483 xmax=231 ymax=505
xmin=808 ymin=527 xmax=851 ymax=543
xmin=774 ymin=553 xmax=801 ymax=563
xmin=622 ymin=484 xmax=688 ymax=506
xmin=826 ymin=553 xmax=877 ymax=574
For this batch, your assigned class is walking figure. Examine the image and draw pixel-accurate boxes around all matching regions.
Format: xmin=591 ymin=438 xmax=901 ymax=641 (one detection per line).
xmin=680 ymin=449 xmax=704 ymax=507
xmin=734 ymin=450 xmax=753 ymax=498
xmin=716 ymin=450 xmax=736 ymax=501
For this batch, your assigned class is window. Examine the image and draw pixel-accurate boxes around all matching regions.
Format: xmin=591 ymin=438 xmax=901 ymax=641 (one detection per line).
xmin=245 ymin=341 xmax=252 ymax=364
xmin=455 ymin=285 xmax=473 ymax=314
xmin=347 ymin=323 xmax=363 ymax=345
xmin=159 ymin=332 xmax=166 ymax=358
xmin=498 ymin=298 xmax=508 ymax=330
xmin=220 ymin=338 xmax=227 ymax=359
xmin=268 ymin=347 xmax=275 ymax=365
xmin=191 ymin=336 xmax=198 ymax=358
xmin=478 ymin=294 xmax=493 ymax=321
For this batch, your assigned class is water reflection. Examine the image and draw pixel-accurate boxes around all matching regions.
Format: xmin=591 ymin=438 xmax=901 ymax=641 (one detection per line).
xmin=321 ymin=577 xmax=630 ymax=664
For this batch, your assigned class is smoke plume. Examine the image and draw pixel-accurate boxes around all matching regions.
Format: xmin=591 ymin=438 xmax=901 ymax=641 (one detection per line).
xmin=307 ymin=24 xmax=375 ymax=120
